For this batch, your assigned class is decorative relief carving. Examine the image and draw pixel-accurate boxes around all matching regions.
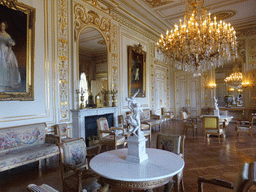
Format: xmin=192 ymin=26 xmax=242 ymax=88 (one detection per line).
xmin=237 ymin=40 xmax=246 ymax=60
xmin=81 ymin=0 xmax=110 ymax=14
xmin=145 ymin=0 xmax=173 ymax=8
xmin=211 ymin=10 xmax=236 ymax=21
xmin=57 ymin=0 xmax=69 ymax=120
xmin=248 ymin=38 xmax=256 ymax=70
xmin=74 ymin=3 xmax=111 ymax=42
xmin=236 ymin=27 xmax=256 ymax=37
xmin=111 ymin=24 xmax=118 ymax=90
xmin=99 ymin=176 xmax=171 ymax=189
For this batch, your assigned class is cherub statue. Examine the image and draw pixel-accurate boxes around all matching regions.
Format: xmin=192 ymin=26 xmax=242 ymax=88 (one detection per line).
xmin=125 ymin=90 xmax=143 ymax=136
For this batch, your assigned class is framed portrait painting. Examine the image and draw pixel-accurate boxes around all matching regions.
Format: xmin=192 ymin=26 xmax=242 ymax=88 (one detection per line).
xmin=128 ymin=44 xmax=146 ymax=97
xmin=0 ymin=0 xmax=35 ymax=100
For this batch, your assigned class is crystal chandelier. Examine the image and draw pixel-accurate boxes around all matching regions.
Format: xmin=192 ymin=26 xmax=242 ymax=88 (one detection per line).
xmin=157 ymin=0 xmax=237 ymax=74
xmin=224 ymin=72 xmax=242 ymax=86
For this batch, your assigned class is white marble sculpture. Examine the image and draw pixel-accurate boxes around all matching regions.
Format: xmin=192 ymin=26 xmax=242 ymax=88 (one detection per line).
xmin=125 ymin=90 xmax=148 ymax=163
xmin=214 ymin=97 xmax=220 ymax=116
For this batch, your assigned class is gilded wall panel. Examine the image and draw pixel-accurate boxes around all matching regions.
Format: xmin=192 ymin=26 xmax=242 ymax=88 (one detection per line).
xmin=57 ymin=0 xmax=70 ymax=120
xmin=248 ymin=38 xmax=256 ymax=70
xmin=111 ymin=24 xmax=118 ymax=90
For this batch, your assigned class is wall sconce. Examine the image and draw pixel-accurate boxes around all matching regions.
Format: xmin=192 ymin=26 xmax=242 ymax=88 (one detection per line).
xmin=241 ymin=82 xmax=250 ymax=88
xmin=229 ymin=87 xmax=235 ymax=92
xmin=208 ymin=83 xmax=216 ymax=89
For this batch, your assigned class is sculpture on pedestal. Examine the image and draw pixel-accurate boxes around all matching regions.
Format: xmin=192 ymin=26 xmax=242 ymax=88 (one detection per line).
xmin=125 ymin=89 xmax=148 ymax=163
xmin=214 ymin=97 xmax=220 ymax=116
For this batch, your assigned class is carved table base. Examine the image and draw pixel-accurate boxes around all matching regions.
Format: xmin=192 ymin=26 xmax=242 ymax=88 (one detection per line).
xmin=98 ymin=176 xmax=173 ymax=191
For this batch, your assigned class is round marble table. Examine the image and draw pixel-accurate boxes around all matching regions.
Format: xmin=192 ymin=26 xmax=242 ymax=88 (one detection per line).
xmin=89 ymin=148 xmax=185 ymax=191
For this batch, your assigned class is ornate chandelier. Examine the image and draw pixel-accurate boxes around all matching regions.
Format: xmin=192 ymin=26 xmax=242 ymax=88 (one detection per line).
xmin=224 ymin=72 xmax=242 ymax=85
xmin=157 ymin=0 xmax=237 ymax=74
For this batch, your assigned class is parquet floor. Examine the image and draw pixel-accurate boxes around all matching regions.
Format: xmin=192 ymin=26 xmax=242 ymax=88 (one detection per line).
xmin=1 ymin=120 xmax=256 ymax=192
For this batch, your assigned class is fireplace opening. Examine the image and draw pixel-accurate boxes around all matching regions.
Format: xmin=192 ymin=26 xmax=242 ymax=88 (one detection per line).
xmin=85 ymin=113 xmax=114 ymax=147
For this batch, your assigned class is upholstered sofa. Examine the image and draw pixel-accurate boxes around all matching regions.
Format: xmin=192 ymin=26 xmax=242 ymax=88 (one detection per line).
xmin=0 ymin=123 xmax=60 ymax=172
xmin=140 ymin=109 xmax=162 ymax=131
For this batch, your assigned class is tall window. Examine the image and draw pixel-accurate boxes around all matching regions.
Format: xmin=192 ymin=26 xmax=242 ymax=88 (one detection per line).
xmin=79 ymin=72 xmax=88 ymax=106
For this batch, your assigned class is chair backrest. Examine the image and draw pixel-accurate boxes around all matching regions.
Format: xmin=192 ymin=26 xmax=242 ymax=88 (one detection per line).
xmin=233 ymin=162 xmax=256 ymax=192
xmin=58 ymin=138 xmax=87 ymax=167
xmin=118 ymin=115 xmax=125 ymax=126
xmin=55 ymin=123 xmax=69 ymax=140
xmin=251 ymin=115 xmax=256 ymax=127
xmin=180 ymin=111 xmax=188 ymax=120
xmin=96 ymin=117 xmax=110 ymax=139
xmin=203 ymin=115 xmax=220 ymax=131
xmin=156 ymin=134 xmax=185 ymax=156
xmin=201 ymin=107 xmax=214 ymax=115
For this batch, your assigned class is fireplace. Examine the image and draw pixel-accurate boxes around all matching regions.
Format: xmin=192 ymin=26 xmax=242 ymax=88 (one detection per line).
xmin=72 ymin=107 xmax=118 ymax=147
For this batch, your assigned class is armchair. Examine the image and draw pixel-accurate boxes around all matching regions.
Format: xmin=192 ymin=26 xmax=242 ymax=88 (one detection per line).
xmin=161 ymin=107 xmax=174 ymax=122
xmin=236 ymin=115 xmax=256 ymax=139
xmin=58 ymin=138 xmax=102 ymax=192
xmin=198 ymin=162 xmax=256 ymax=192
xmin=203 ymin=115 xmax=226 ymax=138
xmin=141 ymin=123 xmax=151 ymax=147
xmin=180 ymin=111 xmax=198 ymax=137
xmin=156 ymin=134 xmax=185 ymax=192
xmin=55 ymin=123 xmax=73 ymax=143
xmin=96 ymin=117 xmax=126 ymax=153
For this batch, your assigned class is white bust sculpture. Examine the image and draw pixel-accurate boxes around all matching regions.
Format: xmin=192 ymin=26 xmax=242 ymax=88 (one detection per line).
xmin=125 ymin=90 xmax=143 ymax=136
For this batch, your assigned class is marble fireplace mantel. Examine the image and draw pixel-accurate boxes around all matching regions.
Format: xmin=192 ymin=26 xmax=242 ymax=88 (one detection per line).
xmin=71 ymin=107 xmax=118 ymax=140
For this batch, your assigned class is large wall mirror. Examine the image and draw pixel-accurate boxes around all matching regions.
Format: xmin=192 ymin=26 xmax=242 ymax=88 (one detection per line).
xmin=79 ymin=27 xmax=108 ymax=107
xmin=215 ymin=60 xmax=243 ymax=107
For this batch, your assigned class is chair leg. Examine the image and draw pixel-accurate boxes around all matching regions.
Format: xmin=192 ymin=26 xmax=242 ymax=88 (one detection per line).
xmin=250 ymin=132 xmax=253 ymax=140
xmin=180 ymin=178 xmax=185 ymax=192
xmin=198 ymin=177 xmax=203 ymax=192
xmin=98 ymin=144 xmax=102 ymax=154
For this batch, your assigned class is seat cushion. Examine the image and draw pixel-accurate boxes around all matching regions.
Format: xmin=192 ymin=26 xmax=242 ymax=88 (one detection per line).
xmin=142 ymin=119 xmax=161 ymax=126
xmin=0 ymin=143 xmax=59 ymax=170
xmin=142 ymin=130 xmax=150 ymax=137
xmin=205 ymin=129 xmax=224 ymax=135
xmin=101 ymin=135 xmax=125 ymax=144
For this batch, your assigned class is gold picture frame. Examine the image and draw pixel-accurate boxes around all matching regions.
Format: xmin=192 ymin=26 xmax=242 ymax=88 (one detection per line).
xmin=0 ymin=0 xmax=35 ymax=101
xmin=128 ymin=44 xmax=146 ymax=97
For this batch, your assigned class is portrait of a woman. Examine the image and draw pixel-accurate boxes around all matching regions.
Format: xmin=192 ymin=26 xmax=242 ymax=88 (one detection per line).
xmin=0 ymin=21 xmax=21 ymax=92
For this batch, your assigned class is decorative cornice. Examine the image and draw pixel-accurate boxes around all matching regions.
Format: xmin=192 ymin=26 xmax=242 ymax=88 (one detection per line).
xmin=236 ymin=27 xmax=256 ymax=38
xmin=111 ymin=10 xmax=159 ymax=41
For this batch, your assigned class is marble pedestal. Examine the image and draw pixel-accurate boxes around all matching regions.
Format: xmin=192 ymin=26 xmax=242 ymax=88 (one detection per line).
xmin=126 ymin=133 xmax=148 ymax=163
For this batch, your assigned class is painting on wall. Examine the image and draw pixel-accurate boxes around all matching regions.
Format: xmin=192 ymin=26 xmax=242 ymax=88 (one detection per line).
xmin=128 ymin=44 xmax=146 ymax=97
xmin=0 ymin=0 xmax=35 ymax=101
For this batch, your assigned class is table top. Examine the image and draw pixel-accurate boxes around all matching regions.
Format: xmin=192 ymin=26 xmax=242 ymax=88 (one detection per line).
xmin=89 ymin=148 xmax=184 ymax=182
